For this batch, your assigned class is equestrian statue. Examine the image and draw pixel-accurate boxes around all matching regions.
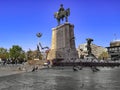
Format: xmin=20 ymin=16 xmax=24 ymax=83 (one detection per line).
xmin=54 ymin=4 xmax=70 ymax=25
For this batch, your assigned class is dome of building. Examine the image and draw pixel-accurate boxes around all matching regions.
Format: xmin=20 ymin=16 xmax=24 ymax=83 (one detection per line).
xmin=110 ymin=40 xmax=120 ymax=47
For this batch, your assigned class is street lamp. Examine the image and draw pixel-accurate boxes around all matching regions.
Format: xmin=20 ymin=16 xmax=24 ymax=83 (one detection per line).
xmin=36 ymin=32 xmax=42 ymax=38
xmin=36 ymin=32 xmax=42 ymax=60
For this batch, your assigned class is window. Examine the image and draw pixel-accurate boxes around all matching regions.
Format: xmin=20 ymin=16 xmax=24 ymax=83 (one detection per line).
xmin=112 ymin=48 xmax=115 ymax=50
xmin=115 ymin=48 xmax=117 ymax=50
xmin=109 ymin=48 xmax=111 ymax=51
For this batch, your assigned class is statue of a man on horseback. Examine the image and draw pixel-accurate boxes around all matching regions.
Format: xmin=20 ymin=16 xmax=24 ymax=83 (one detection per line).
xmin=54 ymin=4 xmax=70 ymax=26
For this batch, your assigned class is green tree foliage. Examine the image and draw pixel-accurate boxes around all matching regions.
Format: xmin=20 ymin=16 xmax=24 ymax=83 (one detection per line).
xmin=98 ymin=51 xmax=109 ymax=60
xmin=19 ymin=51 xmax=26 ymax=60
xmin=9 ymin=45 xmax=25 ymax=60
xmin=0 ymin=47 xmax=9 ymax=59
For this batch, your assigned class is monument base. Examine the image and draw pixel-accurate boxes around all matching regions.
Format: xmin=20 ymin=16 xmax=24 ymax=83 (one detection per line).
xmin=47 ymin=23 xmax=78 ymax=63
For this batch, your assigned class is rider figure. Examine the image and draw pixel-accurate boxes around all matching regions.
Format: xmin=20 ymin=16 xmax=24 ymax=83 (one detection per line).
xmin=58 ymin=4 xmax=65 ymax=15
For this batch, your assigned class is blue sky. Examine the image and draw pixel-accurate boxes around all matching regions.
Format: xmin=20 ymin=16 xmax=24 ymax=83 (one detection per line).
xmin=0 ymin=0 xmax=120 ymax=51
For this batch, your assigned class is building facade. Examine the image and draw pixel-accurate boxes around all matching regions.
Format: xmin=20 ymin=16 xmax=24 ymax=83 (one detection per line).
xmin=106 ymin=40 xmax=120 ymax=60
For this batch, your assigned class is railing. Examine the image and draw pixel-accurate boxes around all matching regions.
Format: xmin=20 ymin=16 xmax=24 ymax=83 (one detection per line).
xmin=53 ymin=61 xmax=120 ymax=67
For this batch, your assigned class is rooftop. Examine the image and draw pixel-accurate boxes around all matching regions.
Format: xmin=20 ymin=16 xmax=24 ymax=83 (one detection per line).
xmin=111 ymin=39 xmax=120 ymax=43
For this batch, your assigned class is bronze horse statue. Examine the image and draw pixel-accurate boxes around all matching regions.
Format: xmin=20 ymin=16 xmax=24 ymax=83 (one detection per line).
xmin=54 ymin=8 xmax=70 ymax=25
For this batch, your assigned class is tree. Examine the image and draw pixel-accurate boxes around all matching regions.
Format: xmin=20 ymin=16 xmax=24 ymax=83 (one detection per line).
xmin=0 ymin=47 xmax=9 ymax=59
xmin=9 ymin=45 xmax=25 ymax=61
xmin=98 ymin=51 xmax=109 ymax=60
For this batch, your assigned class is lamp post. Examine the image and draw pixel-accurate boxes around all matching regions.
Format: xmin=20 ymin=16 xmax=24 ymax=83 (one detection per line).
xmin=36 ymin=32 xmax=42 ymax=60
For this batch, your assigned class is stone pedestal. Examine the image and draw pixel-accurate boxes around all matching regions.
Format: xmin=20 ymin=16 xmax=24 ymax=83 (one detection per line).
xmin=47 ymin=22 xmax=78 ymax=62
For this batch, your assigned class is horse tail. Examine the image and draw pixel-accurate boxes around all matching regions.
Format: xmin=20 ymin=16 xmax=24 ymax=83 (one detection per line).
xmin=66 ymin=8 xmax=70 ymax=16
